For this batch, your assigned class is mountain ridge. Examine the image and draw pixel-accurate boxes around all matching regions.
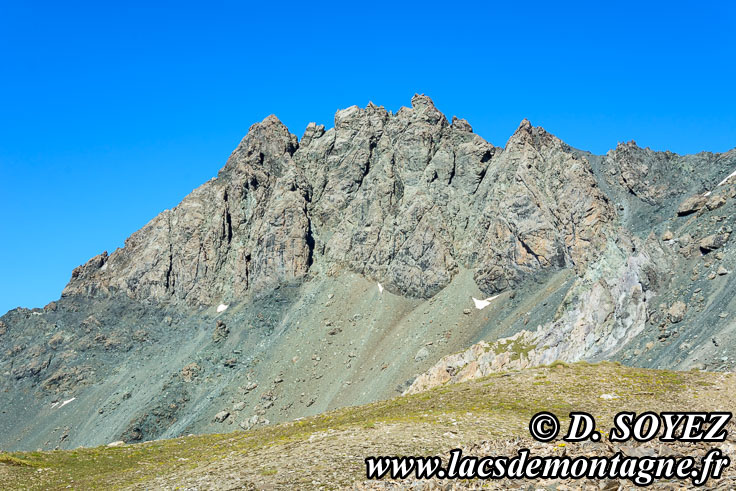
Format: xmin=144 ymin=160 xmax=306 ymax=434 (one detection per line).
xmin=60 ymin=94 xmax=618 ymax=305
xmin=55 ymin=96 xmax=736 ymax=310
xmin=1 ymin=95 xmax=735 ymax=452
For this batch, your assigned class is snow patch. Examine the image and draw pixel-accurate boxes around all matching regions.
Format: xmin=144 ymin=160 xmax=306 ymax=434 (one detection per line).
xmin=717 ymin=168 xmax=736 ymax=188
xmin=217 ymin=304 xmax=229 ymax=313
xmin=377 ymin=282 xmax=384 ymax=294
xmin=702 ymin=168 xmax=736 ymax=197
xmin=59 ymin=397 xmax=76 ymax=408
xmin=472 ymin=295 xmax=500 ymax=310
xmin=599 ymin=393 xmax=619 ymax=400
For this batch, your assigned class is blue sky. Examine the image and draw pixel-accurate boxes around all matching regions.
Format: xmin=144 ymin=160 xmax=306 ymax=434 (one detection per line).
xmin=1 ymin=1 xmax=735 ymax=313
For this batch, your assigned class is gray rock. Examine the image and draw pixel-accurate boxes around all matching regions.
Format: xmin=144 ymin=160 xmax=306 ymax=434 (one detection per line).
xmin=619 ymin=445 xmax=657 ymax=457
xmin=668 ymin=301 xmax=687 ymax=324
xmin=60 ymin=95 xmax=614 ymax=302
xmin=700 ymin=233 xmax=730 ymax=253
xmin=677 ymin=195 xmax=707 ymax=216
xmin=240 ymin=414 xmax=260 ymax=430
xmin=414 ymin=347 xmax=430 ymax=362
xmin=212 ymin=321 xmax=229 ymax=343
xmin=706 ymin=194 xmax=727 ymax=211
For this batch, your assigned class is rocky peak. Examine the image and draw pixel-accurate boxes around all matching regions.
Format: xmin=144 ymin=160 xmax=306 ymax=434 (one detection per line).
xmin=515 ymin=117 xmax=533 ymax=133
xmin=601 ymin=138 xmax=732 ymax=207
xmin=504 ymin=118 xmax=563 ymax=153
xmin=410 ymin=93 xmax=435 ymax=110
xmin=300 ymin=122 xmax=325 ymax=148
xmin=451 ymin=116 xmax=473 ymax=133
xmin=61 ymin=96 xmax=624 ymax=306
xmin=221 ymin=115 xmax=299 ymax=180
xmin=402 ymin=93 xmax=446 ymax=126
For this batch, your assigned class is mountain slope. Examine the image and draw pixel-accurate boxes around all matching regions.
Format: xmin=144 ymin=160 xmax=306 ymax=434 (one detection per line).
xmin=1 ymin=363 xmax=735 ymax=489
xmin=1 ymin=95 xmax=735 ymax=451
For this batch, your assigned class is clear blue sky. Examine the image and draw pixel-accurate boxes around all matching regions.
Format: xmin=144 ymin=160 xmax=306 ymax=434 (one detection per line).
xmin=1 ymin=1 xmax=735 ymax=313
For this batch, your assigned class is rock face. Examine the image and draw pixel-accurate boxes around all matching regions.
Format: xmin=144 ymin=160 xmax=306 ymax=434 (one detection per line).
xmin=63 ymin=116 xmax=310 ymax=305
xmin=605 ymin=142 xmax=723 ymax=208
xmin=2 ymin=95 xmax=736 ymax=450
xmin=62 ymin=95 xmax=615 ymax=303
xmin=406 ymin=239 xmax=659 ymax=394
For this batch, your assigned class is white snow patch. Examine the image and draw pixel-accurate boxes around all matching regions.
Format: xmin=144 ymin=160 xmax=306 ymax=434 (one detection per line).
xmin=377 ymin=282 xmax=384 ymax=294
xmin=717 ymin=168 xmax=736 ymax=188
xmin=59 ymin=397 xmax=76 ymax=408
xmin=217 ymin=304 xmax=229 ymax=313
xmin=472 ymin=295 xmax=501 ymax=310
xmin=599 ymin=393 xmax=619 ymax=400
xmin=702 ymin=168 xmax=736 ymax=197
xmin=51 ymin=401 xmax=60 ymax=409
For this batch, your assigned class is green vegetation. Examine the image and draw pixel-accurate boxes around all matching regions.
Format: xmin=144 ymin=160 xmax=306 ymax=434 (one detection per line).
xmin=492 ymin=337 xmax=537 ymax=360
xmin=0 ymin=362 xmax=732 ymax=489
xmin=0 ymin=454 xmax=34 ymax=467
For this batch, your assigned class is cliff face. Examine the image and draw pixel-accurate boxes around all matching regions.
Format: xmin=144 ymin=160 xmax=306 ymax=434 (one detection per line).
xmin=2 ymin=95 xmax=735 ymax=451
xmin=62 ymin=115 xmax=311 ymax=305
xmin=62 ymin=95 xmax=615 ymax=304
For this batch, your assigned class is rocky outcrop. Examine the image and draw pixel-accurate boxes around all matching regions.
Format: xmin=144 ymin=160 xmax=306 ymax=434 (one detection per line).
xmin=678 ymin=195 xmax=708 ymax=216
xmin=604 ymin=142 xmax=720 ymax=207
xmin=468 ymin=120 xmax=614 ymax=292
xmin=700 ymin=232 xmax=730 ymax=253
xmin=62 ymin=95 xmax=616 ymax=303
xmin=63 ymin=116 xmax=312 ymax=305
xmin=297 ymin=100 xmax=615 ymax=297
xmin=406 ymin=237 xmax=663 ymax=394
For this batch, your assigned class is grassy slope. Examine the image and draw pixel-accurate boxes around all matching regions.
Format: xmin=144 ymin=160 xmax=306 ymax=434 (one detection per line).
xmin=1 ymin=362 xmax=734 ymax=489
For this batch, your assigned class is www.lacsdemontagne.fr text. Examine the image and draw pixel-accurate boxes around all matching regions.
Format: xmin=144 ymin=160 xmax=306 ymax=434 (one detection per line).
xmin=365 ymin=448 xmax=730 ymax=486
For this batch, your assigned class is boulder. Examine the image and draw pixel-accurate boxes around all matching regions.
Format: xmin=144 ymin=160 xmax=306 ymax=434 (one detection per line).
xmin=668 ymin=301 xmax=687 ymax=324
xmin=706 ymin=194 xmax=727 ymax=211
xmin=212 ymin=321 xmax=229 ymax=343
xmin=240 ymin=414 xmax=260 ymax=431
xmin=414 ymin=347 xmax=430 ymax=362
xmin=700 ymin=233 xmax=730 ymax=253
xmin=677 ymin=195 xmax=707 ymax=216
xmin=180 ymin=363 xmax=201 ymax=382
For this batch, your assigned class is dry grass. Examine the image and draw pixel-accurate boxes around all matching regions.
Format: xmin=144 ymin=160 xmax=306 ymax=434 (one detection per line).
xmin=1 ymin=362 xmax=733 ymax=489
